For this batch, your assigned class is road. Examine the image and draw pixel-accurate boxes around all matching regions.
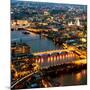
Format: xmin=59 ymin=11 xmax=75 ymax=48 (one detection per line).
xmin=32 ymin=47 xmax=84 ymax=56
xmin=11 ymin=72 xmax=36 ymax=89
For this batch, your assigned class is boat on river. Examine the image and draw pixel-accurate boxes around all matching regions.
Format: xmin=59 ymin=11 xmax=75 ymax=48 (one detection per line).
xmin=22 ymin=31 xmax=30 ymax=35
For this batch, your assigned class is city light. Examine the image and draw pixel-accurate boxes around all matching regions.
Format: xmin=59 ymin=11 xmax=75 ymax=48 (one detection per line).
xmin=11 ymin=1 xmax=87 ymax=89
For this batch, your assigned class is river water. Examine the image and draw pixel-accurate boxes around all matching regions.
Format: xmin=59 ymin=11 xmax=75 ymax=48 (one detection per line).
xmin=51 ymin=69 xmax=87 ymax=86
xmin=11 ymin=30 xmax=87 ymax=86
xmin=11 ymin=30 xmax=59 ymax=53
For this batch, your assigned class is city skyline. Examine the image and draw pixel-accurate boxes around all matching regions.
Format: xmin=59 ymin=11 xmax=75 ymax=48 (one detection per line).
xmin=11 ymin=1 xmax=87 ymax=89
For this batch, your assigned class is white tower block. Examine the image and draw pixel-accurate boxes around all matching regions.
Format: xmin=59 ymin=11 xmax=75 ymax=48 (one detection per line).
xmin=75 ymin=18 xmax=80 ymax=26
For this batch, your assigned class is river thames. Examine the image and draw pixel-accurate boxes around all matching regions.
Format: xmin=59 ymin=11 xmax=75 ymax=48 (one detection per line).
xmin=50 ymin=69 xmax=87 ymax=86
xmin=11 ymin=30 xmax=87 ymax=86
xmin=11 ymin=30 xmax=60 ymax=53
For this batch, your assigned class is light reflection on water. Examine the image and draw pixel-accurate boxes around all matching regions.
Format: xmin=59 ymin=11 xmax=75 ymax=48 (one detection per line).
xmin=52 ymin=69 xmax=87 ymax=86
xmin=75 ymin=72 xmax=81 ymax=82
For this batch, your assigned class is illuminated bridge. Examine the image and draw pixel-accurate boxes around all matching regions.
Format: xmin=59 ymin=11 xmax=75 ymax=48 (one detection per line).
xmin=12 ymin=47 xmax=86 ymax=69
xmin=11 ymin=48 xmax=86 ymax=89
xmin=32 ymin=48 xmax=86 ymax=69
